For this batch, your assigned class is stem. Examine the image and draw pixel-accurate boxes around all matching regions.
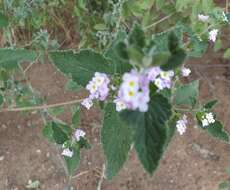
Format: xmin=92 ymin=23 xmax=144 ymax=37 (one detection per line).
xmin=174 ymin=107 xmax=200 ymax=113
xmin=144 ymin=13 xmax=175 ymax=30
xmin=97 ymin=164 xmax=105 ymax=190
xmin=0 ymin=98 xmax=84 ymax=113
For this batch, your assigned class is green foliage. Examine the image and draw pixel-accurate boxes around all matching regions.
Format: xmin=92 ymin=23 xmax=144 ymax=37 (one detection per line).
xmin=219 ymin=181 xmax=230 ymax=190
xmin=0 ymin=94 xmax=3 ymax=106
xmin=121 ymin=92 xmax=172 ymax=174
xmin=206 ymin=121 xmax=229 ymax=143
xmin=64 ymin=145 xmax=81 ymax=176
xmin=102 ymin=103 xmax=133 ymax=179
xmin=204 ymin=99 xmax=218 ymax=110
xmin=49 ymin=50 xmax=113 ymax=86
xmin=0 ymin=12 xmax=8 ymax=28
xmin=224 ymin=49 xmax=230 ymax=60
xmin=72 ymin=106 xmax=81 ymax=127
xmin=0 ymin=48 xmax=37 ymax=70
xmin=175 ymin=80 xmax=199 ymax=107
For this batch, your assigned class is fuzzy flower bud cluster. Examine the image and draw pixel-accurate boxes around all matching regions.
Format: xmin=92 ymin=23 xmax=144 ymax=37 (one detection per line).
xmin=176 ymin=115 xmax=188 ymax=135
xmin=201 ymin=112 xmax=215 ymax=127
xmin=61 ymin=129 xmax=86 ymax=158
xmin=82 ymin=72 xmax=110 ymax=110
xmin=209 ymin=29 xmax=218 ymax=42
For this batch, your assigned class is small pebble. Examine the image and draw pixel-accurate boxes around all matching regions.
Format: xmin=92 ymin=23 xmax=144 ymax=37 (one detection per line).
xmin=36 ymin=149 xmax=41 ymax=154
xmin=0 ymin=156 xmax=4 ymax=161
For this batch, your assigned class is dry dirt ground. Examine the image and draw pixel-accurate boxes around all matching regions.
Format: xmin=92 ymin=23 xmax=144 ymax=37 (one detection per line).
xmin=0 ymin=22 xmax=230 ymax=190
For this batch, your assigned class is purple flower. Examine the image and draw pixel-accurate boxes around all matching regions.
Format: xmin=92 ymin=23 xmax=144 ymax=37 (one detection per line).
xmin=176 ymin=115 xmax=188 ymax=135
xmin=74 ymin=129 xmax=86 ymax=142
xmin=62 ymin=148 xmax=73 ymax=157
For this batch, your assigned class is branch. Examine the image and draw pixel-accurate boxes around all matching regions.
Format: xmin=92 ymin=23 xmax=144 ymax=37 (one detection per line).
xmin=0 ymin=98 xmax=84 ymax=113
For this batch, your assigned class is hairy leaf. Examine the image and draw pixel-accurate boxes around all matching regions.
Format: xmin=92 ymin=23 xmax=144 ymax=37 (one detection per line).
xmin=64 ymin=145 xmax=81 ymax=176
xmin=121 ymin=93 xmax=172 ymax=174
xmin=102 ymin=103 xmax=133 ymax=179
xmin=0 ymin=48 xmax=37 ymax=70
xmin=175 ymin=80 xmax=199 ymax=107
xmin=49 ymin=50 xmax=113 ymax=87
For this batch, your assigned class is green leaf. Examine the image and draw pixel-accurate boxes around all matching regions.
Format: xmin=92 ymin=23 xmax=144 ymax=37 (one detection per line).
xmin=128 ymin=24 xmax=145 ymax=49
xmin=175 ymin=80 xmax=199 ymax=107
xmin=64 ymin=145 xmax=81 ymax=176
xmin=0 ymin=48 xmax=37 ymax=70
xmin=0 ymin=94 xmax=3 ymax=106
xmin=72 ymin=107 xmax=81 ymax=127
xmin=206 ymin=121 xmax=230 ymax=143
xmin=65 ymin=79 xmax=82 ymax=91
xmin=47 ymin=107 xmax=65 ymax=116
xmin=42 ymin=122 xmax=54 ymax=142
xmin=219 ymin=181 xmax=230 ymax=190
xmin=104 ymin=32 xmax=132 ymax=74
xmin=49 ymin=50 xmax=113 ymax=87
xmin=51 ymin=122 xmax=70 ymax=144
xmin=161 ymin=49 xmax=186 ymax=71
xmin=224 ymin=49 xmax=230 ymax=60
xmin=204 ymin=99 xmax=218 ymax=110
xmin=0 ymin=13 xmax=8 ymax=28
xmin=121 ymin=93 xmax=172 ymax=174
xmin=102 ymin=103 xmax=133 ymax=179
xmin=225 ymin=168 xmax=230 ymax=176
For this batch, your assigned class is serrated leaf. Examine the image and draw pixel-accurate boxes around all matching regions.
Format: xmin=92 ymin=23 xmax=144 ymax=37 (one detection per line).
xmin=51 ymin=122 xmax=70 ymax=144
xmin=42 ymin=122 xmax=54 ymax=142
xmin=204 ymin=99 xmax=218 ymax=110
xmin=0 ymin=48 xmax=37 ymax=70
xmin=49 ymin=50 xmax=113 ymax=87
xmin=102 ymin=103 xmax=133 ymax=179
xmin=64 ymin=145 xmax=81 ymax=176
xmin=72 ymin=107 xmax=81 ymax=127
xmin=104 ymin=32 xmax=132 ymax=74
xmin=206 ymin=121 xmax=230 ymax=143
xmin=161 ymin=49 xmax=186 ymax=71
xmin=121 ymin=93 xmax=172 ymax=174
xmin=175 ymin=80 xmax=199 ymax=107
xmin=128 ymin=24 xmax=145 ymax=49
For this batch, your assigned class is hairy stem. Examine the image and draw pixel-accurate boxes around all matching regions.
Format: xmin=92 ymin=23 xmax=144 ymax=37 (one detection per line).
xmin=0 ymin=98 xmax=84 ymax=113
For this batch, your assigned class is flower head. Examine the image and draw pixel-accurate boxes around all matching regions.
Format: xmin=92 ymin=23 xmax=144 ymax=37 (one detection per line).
xmin=181 ymin=67 xmax=191 ymax=77
xmin=176 ymin=115 xmax=188 ymax=135
xmin=201 ymin=112 xmax=215 ymax=127
xmin=74 ymin=129 xmax=86 ymax=141
xmin=81 ymin=98 xmax=93 ymax=110
xmin=209 ymin=29 xmax=218 ymax=42
xmin=198 ymin=14 xmax=209 ymax=22
xmin=62 ymin=148 xmax=73 ymax=157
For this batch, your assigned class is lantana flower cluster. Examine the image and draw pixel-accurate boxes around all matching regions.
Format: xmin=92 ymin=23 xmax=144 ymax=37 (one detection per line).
xmin=81 ymin=65 xmax=191 ymax=113
xmin=62 ymin=129 xmax=86 ymax=158
xmin=201 ymin=112 xmax=215 ymax=127
xmin=176 ymin=114 xmax=188 ymax=135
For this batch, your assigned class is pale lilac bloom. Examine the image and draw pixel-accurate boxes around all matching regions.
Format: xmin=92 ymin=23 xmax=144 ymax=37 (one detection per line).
xmin=62 ymin=148 xmax=73 ymax=157
xmin=82 ymin=72 xmax=110 ymax=109
xmin=81 ymin=98 xmax=93 ymax=110
xmin=209 ymin=29 xmax=218 ymax=42
xmin=181 ymin=67 xmax=191 ymax=77
xmin=114 ymin=98 xmax=127 ymax=112
xmin=176 ymin=115 xmax=188 ymax=135
xmin=154 ymin=70 xmax=174 ymax=90
xmin=74 ymin=129 xmax=86 ymax=142
xmin=147 ymin=66 xmax=162 ymax=81
xmin=198 ymin=14 xmax=209 ymax=22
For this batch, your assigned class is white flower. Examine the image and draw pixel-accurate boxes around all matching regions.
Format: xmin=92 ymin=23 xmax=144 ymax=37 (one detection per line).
xmin=206 ymin=112 xmax=215 ymax=124
xmin=202 ymin=119 xmax=209 ymax=127
xmin=62 ymin=148 xmax=73 ymax=158
xmin=74 ymin=129 xmax=86 ymax=142
xmin=176 ymin=115 xmax=188 ymax=135
xmin=114 ymin=99 xmax=127 ymax=112
xmin=181 ymin=67 xmax=191 ymax=77
xmin=201 ymin=112 xmax=215 ymax=127
xmin=198 ymin=14 xmax=209 ymax=22
xmin=81 ymin=98 xmax=93 ymax=110
xmin=222 ymin=12 xmax=228 ymax=22
xmin=160 ymin=71 xmax=174 ymax=80
xmin=209 ymin=29 xmax=218 ymax=42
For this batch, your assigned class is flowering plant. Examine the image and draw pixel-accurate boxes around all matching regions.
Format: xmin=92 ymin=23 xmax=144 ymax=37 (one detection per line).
xmin=0 ymin=0 xmax=230 ymax=186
